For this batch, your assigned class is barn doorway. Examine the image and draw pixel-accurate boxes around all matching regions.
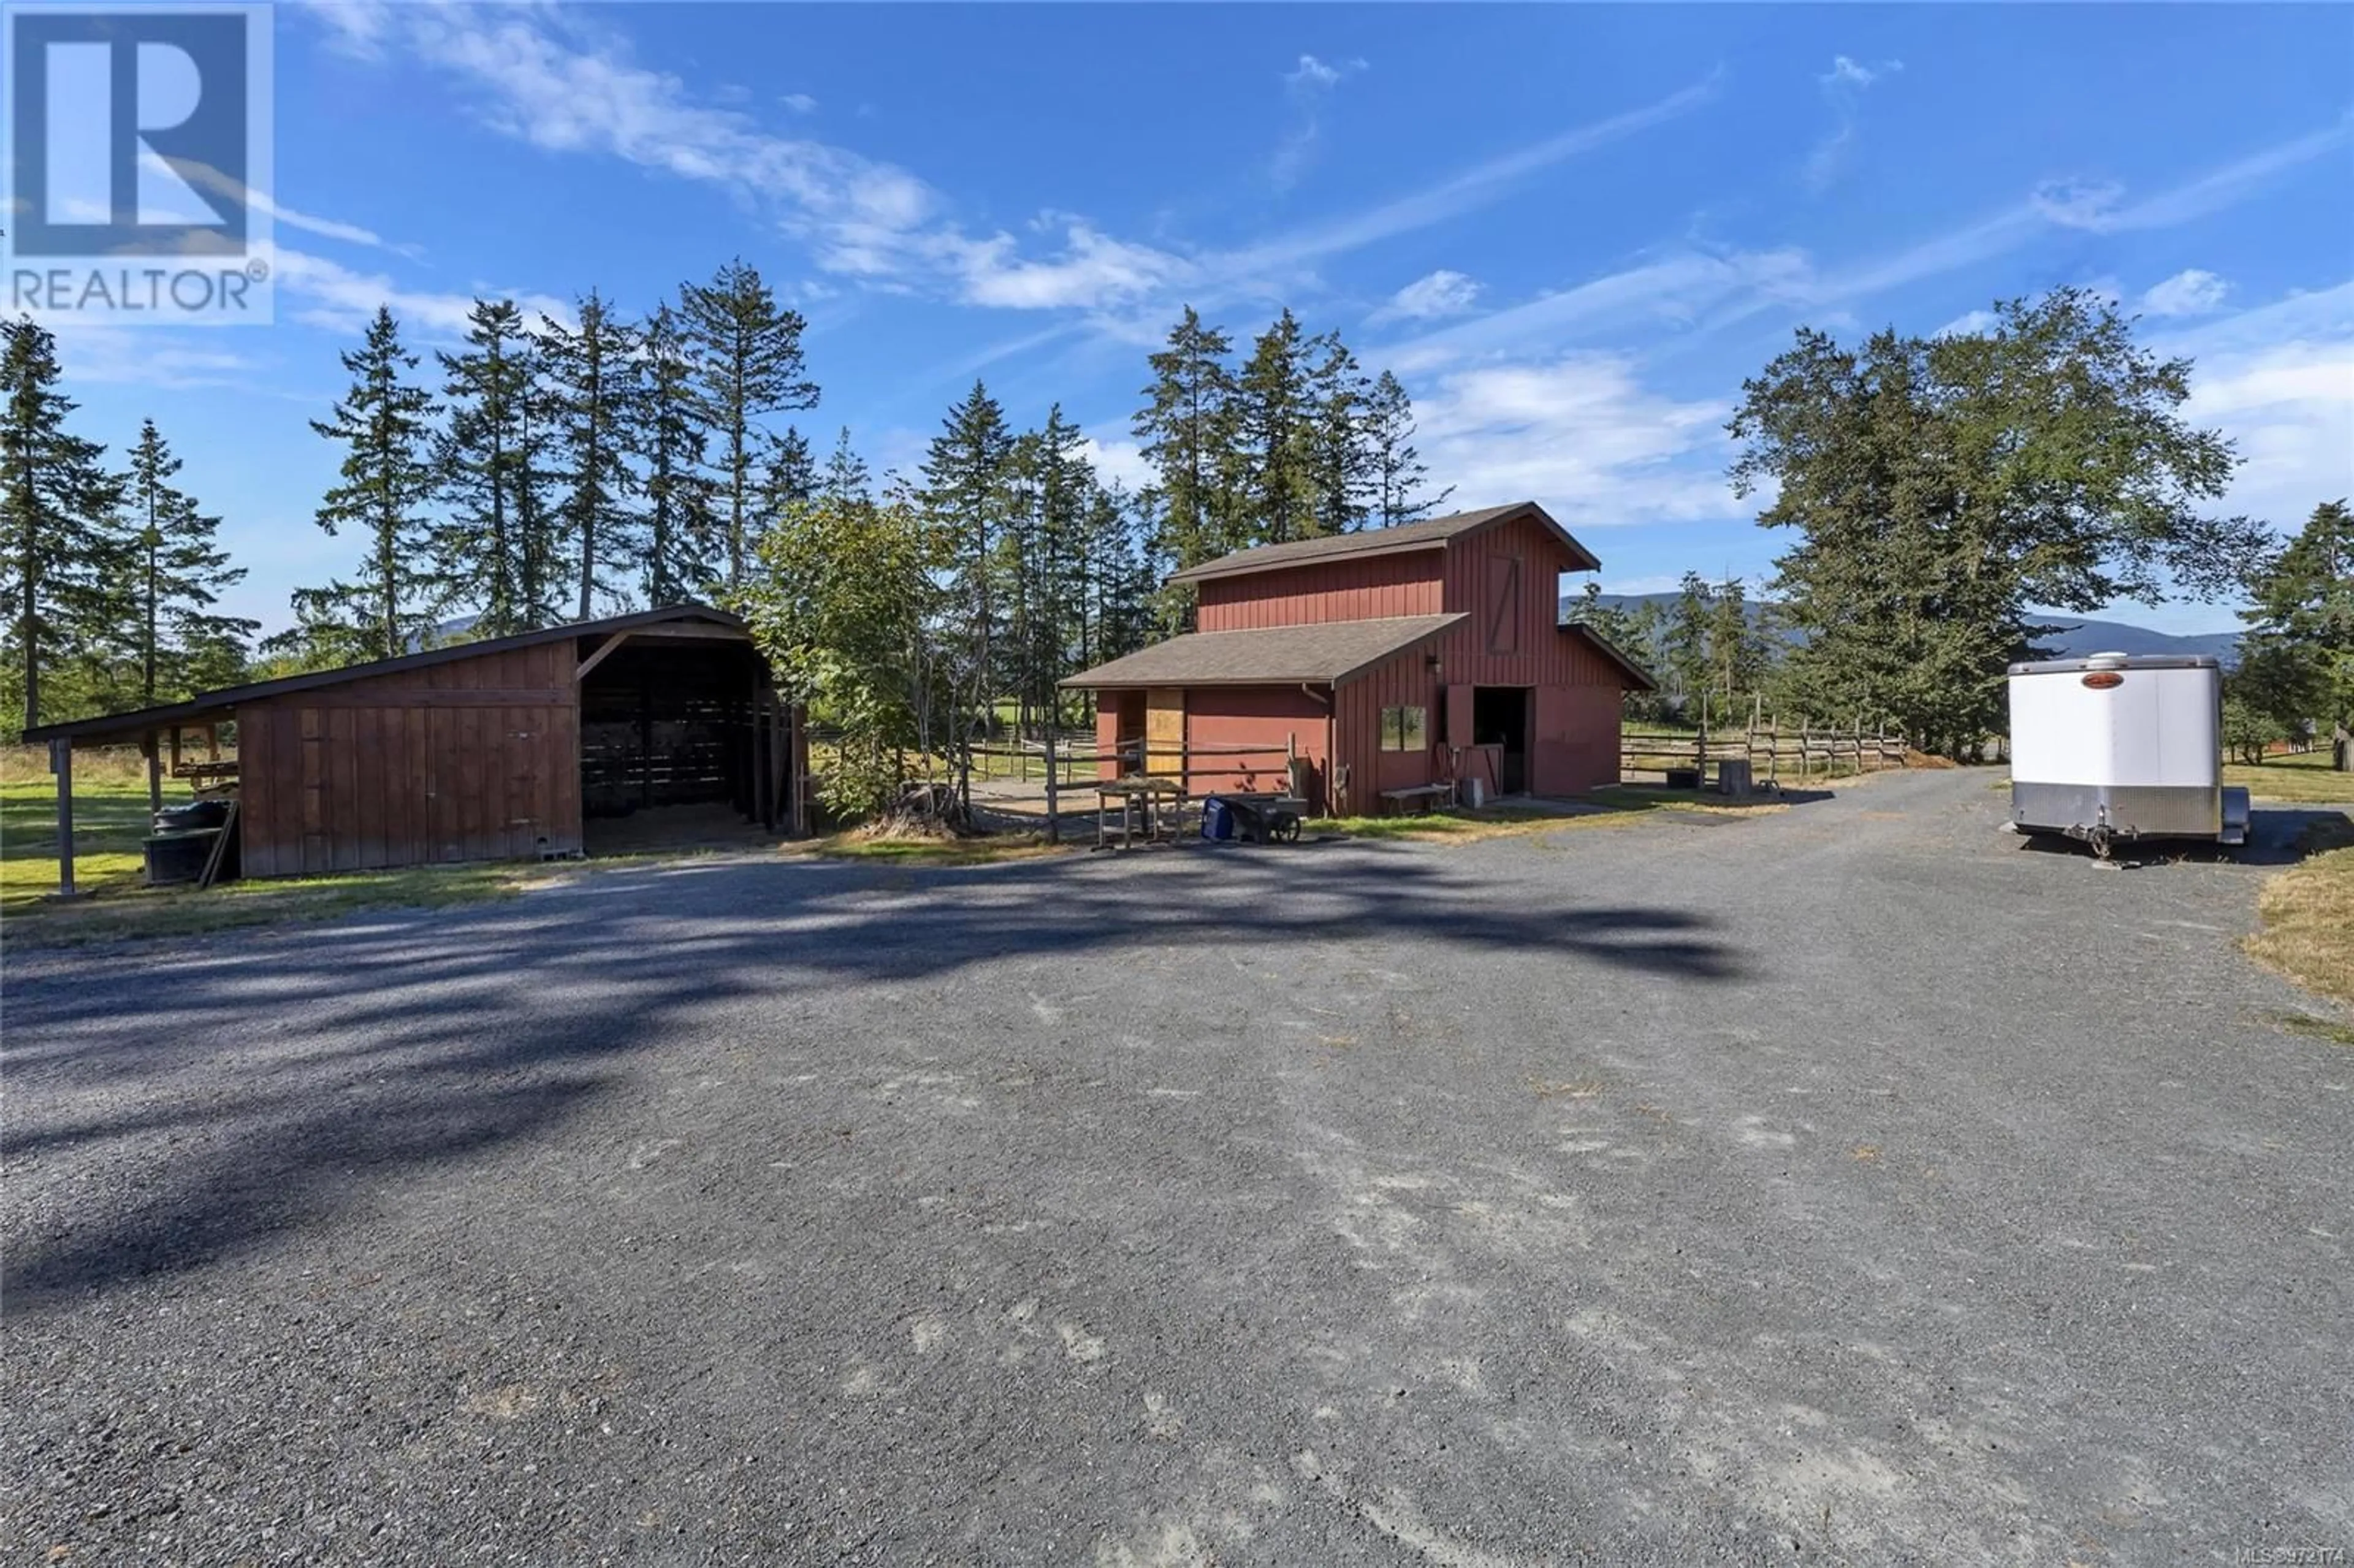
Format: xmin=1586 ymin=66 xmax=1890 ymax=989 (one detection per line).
xmin=577 ymin=631 xmax=790 ymax=854
xmin=1472 ymin=687 xmax=1531 ymax=795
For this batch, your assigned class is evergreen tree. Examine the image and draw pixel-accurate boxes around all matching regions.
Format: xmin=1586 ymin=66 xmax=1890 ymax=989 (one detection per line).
xmin=680 ymin=259 xmax=819 ymax=585
xmin=1234 ymin=309 xmax=1318 ymax=547
xmin=820 ymin=425 xmax=870 ymax=504
xmin=640 ymin=302 xmax=718 ymax=603
xmin=758 ymin=425 xmax=817 ymax=530
xmin=0 ymin=316 xmax=126 ymax=734
xmin=1663 ymin=571 xmax=1715 ymax=707
xmin=920 ymin=383 xmax=1016 ymax=804
xmin=537 ymin=291 xmax=642 ymax=620
xmin=295 ymin=306 xmax=440 ymax=663
xmin=1362 ymin=370 xmax=1450 ymax=528
xmin=1305 ymin=330 xmax=1371 ymax=536
xmin=435 ymin=299 xmax=546 ymax=636
xmin=1132 ymin=307 xmax=1236 ymax=570
xmin=121 ymin=419 xmax=255 ymax=711
xmin=2238 ymin=498 xmax=2354 ymax=770
xmin=1730 ymin=290 xmax=2262 ymax=755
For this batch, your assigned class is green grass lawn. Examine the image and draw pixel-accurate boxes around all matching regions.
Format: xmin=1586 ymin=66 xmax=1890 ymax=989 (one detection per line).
xmin=2226 ymin=748 xmax=2354 ymax=804
xmin=0 ymin=748 xmax=535 ymax=946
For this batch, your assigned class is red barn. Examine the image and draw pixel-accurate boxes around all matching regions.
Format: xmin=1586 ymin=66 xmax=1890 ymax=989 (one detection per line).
xmin=1063 ymin=501 xmax=1652 ymax=815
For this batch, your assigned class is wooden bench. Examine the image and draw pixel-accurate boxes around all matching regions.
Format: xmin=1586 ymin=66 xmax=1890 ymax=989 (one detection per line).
xmin=1379 ymin=784 xmax=1452 ymax=816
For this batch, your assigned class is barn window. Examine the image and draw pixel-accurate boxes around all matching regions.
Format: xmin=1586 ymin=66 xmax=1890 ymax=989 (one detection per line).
xmin=1379 ymin=706 xmax=1427 ymax=752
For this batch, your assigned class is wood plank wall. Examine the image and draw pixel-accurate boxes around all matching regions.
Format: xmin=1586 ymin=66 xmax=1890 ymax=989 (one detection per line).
xmin=239 ymin=641 xmax=582 ymax=877
xmin=1195 ymin=552 xmax=1444 ymax=630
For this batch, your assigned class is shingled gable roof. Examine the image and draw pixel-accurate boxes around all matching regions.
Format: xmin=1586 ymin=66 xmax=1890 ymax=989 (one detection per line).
xmin=1060 ymin=614 xmax=1466 ymax=690
xmin=22 ymin=603 xmax=749 ymax=745
xmin=1165 ymin=500 xmax=1602 ymax=585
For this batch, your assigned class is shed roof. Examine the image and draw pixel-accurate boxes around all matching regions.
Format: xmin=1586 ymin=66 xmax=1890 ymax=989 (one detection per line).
xmin=1060 ymin=614 xmax=1466 ymax=690
xmin=1165 ymin=501 xmax=1602 ymax=585
xmin=23 ymin=603 xmax=750 ymax=745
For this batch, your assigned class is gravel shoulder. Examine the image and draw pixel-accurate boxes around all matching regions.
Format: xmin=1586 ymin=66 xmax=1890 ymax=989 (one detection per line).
xmin=3 ymin=769 xmax=2348 ymax=1566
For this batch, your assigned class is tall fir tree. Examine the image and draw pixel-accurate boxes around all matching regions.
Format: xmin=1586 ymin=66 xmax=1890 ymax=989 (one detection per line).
xmin=1305 ymin=330 xmax=1371 ymax=536
xmin=122 ymin=419 xmax=254 ymax=704
xmin=680 ymin=259 xmax=819 ymax=585
xmin=435 ymin=299 xmax=549 ymax=636
xmin=2237 ymin=498 xmax=2354 ymax=769
xmin=295 ymin=306 xmax=440 ymax=663
xmin=118 ymin=419 xmax=254 ymax=801
xmin=919 ymin=382 xmax=1016 ymax=804
xmin=820 ymin=426 xmax=871 ymax=504
xmin=1362 ymin=369 xmax=1451 ymax=527
xmin=1 ymin=316 xmax=126 ymax=734
xmin=1234 ymin=309 xmax=1318 ymax=547
xmin=536 ymin=291 xmax=642 ymax=620
xmin=1132 ymin=307 xmax=1236 ymax=570
xmin=752 ymin=425 xmax=816 ymax=557
xmin=640 ymin=301 xmax=719 ymax=604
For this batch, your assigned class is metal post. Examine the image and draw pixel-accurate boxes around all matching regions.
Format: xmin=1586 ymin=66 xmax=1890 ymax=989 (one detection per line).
xmin=51 ymin=739 xmax=75 ymax=898
xmin=145 ymin=729 xmax=162 ymax=813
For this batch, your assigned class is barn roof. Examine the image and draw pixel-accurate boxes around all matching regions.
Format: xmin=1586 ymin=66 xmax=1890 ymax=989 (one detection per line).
xmin=1059 ymin=614 xmax=1466 ymax=690
xmin=1165 ymin=501 xmax=1602 ymax=586
xmin=23 ymin=603 xmax=750 ymax=745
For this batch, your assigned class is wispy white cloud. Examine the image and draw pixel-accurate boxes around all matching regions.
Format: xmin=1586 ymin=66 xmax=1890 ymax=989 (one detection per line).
xmin=1386 ymin=249 xmax=1810 ymax=370
xmin=1220 ymin=72 xmax=1724 ymax=281
xmin=272 ymin=246 xmax=573 ymax=338
xmin=780 ymin=93 xmax=818 ymax=115
xmin=2138 ymin=268 xmax=2230 ymax=318
xmin=1805 ymin=54 xmax=1902 ymax=191
xmin=2158 ymin=280 xmax=2354 ymax=530
xmin=1933 ymin=308 xmax=1999 ymax=338
xmin=1271 ymin=53 xmax=1367 ymax=192
xmin=1368 ymin=268 xmax=1483 ymax=325
xmin=53 ymin=327 xmax=278 ymax=393
xmin=1411 ymin=352 xmax=1740 ymax=530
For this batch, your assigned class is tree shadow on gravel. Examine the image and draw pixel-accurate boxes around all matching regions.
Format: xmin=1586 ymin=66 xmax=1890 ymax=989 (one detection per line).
xmin=1 ymin=843 xmax=1746 ymax=1312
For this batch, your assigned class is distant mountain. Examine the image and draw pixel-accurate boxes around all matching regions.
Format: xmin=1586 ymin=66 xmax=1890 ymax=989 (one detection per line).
xmin=1561 ymin=592 xmax=2240 ymax=664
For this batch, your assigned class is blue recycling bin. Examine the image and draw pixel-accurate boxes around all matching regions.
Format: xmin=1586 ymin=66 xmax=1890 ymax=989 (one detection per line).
xmin=1200 ymin=796 xmax=1235 ymax=841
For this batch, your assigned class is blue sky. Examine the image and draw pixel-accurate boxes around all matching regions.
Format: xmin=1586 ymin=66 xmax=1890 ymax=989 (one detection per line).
xmin=51 ymin=1 xmax=2354 ymax=637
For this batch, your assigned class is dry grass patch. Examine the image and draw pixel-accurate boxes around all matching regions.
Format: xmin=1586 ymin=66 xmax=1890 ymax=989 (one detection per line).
xmin=800 ymin=826 xmax=1070 ymax=866
xmin=1310 ymin=788 xmax=1784 ymax=844
xmin=2244 ymin=818 xmax=2354 ymax=1013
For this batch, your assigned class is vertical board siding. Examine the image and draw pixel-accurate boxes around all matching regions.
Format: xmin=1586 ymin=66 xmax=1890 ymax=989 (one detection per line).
xmin=1195 ymin=552 xmax=1444 ymax=631
xmin=1181 ymin=687 xmax=1332 ymax=808
xmin=240 ymin=638 xmax=585 ymax=877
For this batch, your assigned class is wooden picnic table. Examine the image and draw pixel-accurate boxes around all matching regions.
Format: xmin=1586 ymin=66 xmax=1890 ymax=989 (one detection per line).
xmin=1095 ymin=776 xmax=1186 ymax=850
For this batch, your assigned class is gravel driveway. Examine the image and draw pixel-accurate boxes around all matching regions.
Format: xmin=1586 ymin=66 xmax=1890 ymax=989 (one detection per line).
xmin=4 ymin=769 xmax=2348 ymax=1566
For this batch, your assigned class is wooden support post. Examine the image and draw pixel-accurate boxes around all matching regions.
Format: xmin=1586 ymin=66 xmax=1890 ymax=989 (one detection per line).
xmin=169 ymin=725 xmax=182 ymax=777
xmin=51 ymin=739 xmax=75 ymax=898
xmin=207 ymin=722 xmax=219 ymax=763
xmin=1044 ymin=725 xmax=1060 ymax=842
xmin=145 ymin=729 xmax=162 ymax=814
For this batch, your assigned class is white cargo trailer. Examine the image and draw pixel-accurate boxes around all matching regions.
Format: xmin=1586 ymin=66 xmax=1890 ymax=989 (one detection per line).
xmin=2005 ymin=652 xmax=2249 ymax=858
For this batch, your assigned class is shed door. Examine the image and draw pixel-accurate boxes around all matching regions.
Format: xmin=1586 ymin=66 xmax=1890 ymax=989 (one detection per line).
xmin=1145 ymin=688 xmax=1185 ymax=777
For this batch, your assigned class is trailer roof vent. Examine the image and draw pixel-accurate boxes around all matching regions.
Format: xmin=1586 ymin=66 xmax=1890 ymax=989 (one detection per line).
xmin=2085 ymin=651 xmax=2131 ymax=669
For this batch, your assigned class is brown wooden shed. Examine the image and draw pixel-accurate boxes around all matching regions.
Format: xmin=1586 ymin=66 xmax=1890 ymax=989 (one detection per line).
xmin=23 ymin=604 xmax=805 ymax=892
